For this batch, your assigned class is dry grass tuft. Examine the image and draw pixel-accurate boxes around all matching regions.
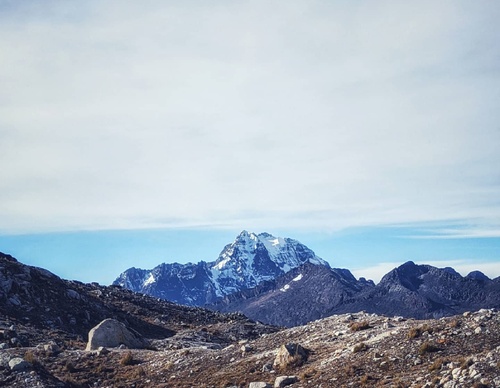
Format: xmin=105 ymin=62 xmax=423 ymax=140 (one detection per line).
xmin=408 ymin=324 xmax=434 ymax=339
xmin=360 ymin=374 xmax=371 ymax=385
xmin=349 ymin=321 xmax=371 ymax=332
xmin=418 ymin=341 xmax=440 ymax=355
xmin=64 ymin=361 xmax=76 ymax=373
xmin=460 ymin=357 xmax=474 ymax=369
xmin=352 ymin=342 xmax=368 ymax=353
xmin=24 ymin=350 xmax=37 ymax=364
xmin=120 ymin=351 xmax=134 ymax=366
xmin=429 ymin=357 xmax=445 ymax=372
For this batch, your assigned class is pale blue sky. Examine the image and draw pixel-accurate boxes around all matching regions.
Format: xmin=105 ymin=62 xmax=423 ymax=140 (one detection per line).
xmin=1 ymin=226 xmax=499 ymax=284
xmin=0 ymin=1 xmax=499 ymax=284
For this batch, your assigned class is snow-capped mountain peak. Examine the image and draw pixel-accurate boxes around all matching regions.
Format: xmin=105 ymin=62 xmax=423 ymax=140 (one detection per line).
xmin=114 ymin=230 xmax=330 ymax=306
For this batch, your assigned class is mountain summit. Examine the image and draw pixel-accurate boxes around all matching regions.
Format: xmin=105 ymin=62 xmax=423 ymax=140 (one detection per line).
xmin=113 ymin=231 xmax=329 ymax=306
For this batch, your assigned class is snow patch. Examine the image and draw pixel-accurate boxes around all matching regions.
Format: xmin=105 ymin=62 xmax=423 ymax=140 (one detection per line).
xmin=293 ymin=274 xmax=303 ymax=282
xmin=144 ymin=273 xmax=155 ymax=286
xmin=280 ymin=284 xmax=290 ymax=292
xmin=214 ymin=256 xmax=231 ymax=270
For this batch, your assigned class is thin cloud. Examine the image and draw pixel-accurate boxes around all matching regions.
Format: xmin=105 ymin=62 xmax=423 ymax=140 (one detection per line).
xmin=0 ymin=1 xmax=499 ymax=235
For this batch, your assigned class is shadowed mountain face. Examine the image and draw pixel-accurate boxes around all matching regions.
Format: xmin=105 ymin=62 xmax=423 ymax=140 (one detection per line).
xmin=113 ymin=231 xmax=329 ymax=306
xmin=211 ymin=262 xmax=374 ymax=327
xmin=347 ymin=261 xmax=500 ymax=319
xmin=212 ymin=260 xmax=500 ymax=325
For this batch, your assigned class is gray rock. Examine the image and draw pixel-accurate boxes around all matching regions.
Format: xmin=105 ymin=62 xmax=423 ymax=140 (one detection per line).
xmin=8 ymin=357 xmax=30 ymax=372
xmin=97 ymin=346 xmax=109 ymax=355
xmin=241 ymin=344 xmax=253 ymax=353
xmin=85 ymin=318 xmax=148 ymax=351
xmin=8 ymin=296 xmax=21 ymax=306
xmin=10 ymin=337 xmax=20 ymax=347
xmin=273 ymin=343 xmax=308 ymax=370
xmin=249 ymin=383 xmax=272 ymax=388
xmin=66 ymin=289 xmax=81 ymax=299
xmin=43 ymin=342 xmax=60 ymax=355
xmin=274 ymin=375 xmax=298 ymax=387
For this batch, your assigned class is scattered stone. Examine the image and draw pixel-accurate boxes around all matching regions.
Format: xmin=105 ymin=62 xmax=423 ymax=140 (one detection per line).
xmin=274 ymin=375 xmax=298 ymax=387
xmin=66 ymin=289 xmax=81 ymax=299
xmin=85 ymin=318 xmax=148 ymax=351
xmin=97 ymin=346 xmax=110 ymax=355
xmin=8 ymin=357 xmax=30 ymax=372
xmin=44 ymin=342 xmax=60 ymax=355
xmin=249 ymin=383 xmax=272 ymax=388
xmin=241 ymin=344 xmax=253 ymax=353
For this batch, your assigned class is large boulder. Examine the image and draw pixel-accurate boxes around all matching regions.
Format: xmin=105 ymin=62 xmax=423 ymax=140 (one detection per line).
xmin=85 ymin=319 xmax=147 ymax=351
xmin=273 ymin=343 xmax=308 ymax=370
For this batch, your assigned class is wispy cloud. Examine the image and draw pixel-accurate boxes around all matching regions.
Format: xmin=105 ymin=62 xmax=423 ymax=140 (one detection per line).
xmin=1 ymin=1 xmax=499 ymax=235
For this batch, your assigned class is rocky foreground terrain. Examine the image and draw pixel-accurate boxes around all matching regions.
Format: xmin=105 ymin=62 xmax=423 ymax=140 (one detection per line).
xmin=2 ymin=308 xmax=500 ymax=387
xmin=1 ymin=252 xmax=500 ymax=387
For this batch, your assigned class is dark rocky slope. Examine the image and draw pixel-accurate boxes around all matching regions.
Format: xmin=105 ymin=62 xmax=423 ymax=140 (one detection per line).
xmin=212 ymin=262 xmax=374 ymax=327
xmin=0 ymin=252 xmax=277 ymax=349
xmin=211 ymin=261 xmax=500 ymax=326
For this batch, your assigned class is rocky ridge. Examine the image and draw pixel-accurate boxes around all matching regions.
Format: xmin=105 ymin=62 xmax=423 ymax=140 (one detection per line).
xmin=212 ymin=261 xmax=500 ymax=326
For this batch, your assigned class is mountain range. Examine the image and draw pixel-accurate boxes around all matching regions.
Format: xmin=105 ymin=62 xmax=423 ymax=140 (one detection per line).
xmin=114 ymin=231 xmax=500 ymax=326
xmin=113 ymin=230 xmax=328 ymax=306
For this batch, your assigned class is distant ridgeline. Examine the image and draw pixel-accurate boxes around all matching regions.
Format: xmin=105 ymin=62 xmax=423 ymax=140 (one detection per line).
xmin=113 ymin=231 xmax=500 ymax=327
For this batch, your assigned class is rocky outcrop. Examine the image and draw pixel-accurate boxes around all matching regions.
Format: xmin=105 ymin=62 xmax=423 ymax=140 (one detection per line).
xmin=85 ymin=319 xmax=148 ymax=351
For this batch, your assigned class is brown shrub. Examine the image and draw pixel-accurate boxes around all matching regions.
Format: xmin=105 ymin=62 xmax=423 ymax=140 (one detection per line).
xmin=24 ymin=350 xmax=37 ymax=364
xmin=408 ymin=327 xmax=420 ymax=339
xmin=429 ymin=357 xmax=445 ymax=372
xmin=408 ymin=324 xmax=434 ymax=339
xmin=349 ymin=321 xmax=371 ymax=332
xmin=418 ymin=342 xmax=440 ymax=355
xmin=449 ymin=319 xmax=460 ymax=328
xmin=64 ymin=361 xmax=76 ymax=373
xmin=120 ymin=351 xmax=134 ymax=366
xmin=460 ymin=357 xmax=473 ymax=369
xmin=299 ymin=367 xmax=320 ymax=380
xmin=352 ymin=342 xmax=367 ymax=353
